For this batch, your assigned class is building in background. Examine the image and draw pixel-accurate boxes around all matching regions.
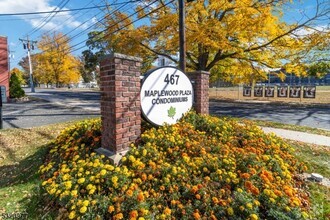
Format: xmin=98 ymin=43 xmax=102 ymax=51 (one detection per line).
xmin=0 ymin=36 xmax=9 ymax=102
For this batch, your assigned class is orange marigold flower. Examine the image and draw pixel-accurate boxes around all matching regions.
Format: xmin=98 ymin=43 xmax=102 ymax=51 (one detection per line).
xmin=193 ymin=211 xmax=201 ymax=219
xmin=195 ymin=194 xmax=201 ymax=200
xmin=164 ymin=207 xmax=171 ymax=215
xmin=108 ymin=205 xmax=115 ymax=213
xmin=137 ymin=192 xmax=145 ymax=202
xmin=241 ymin=173 xmax=250 ymax=179
xmin=114 ymin=213 xmax=124 ymax=220
xmin=129 ymin=210 xmax=138 ymax=218
xmin=126 ymin=189 xmax=134 ymax=197
xmin=191 ymin=185 xmax=198 ymax=194
xmin=212 ymin=197 xmax=219 ymax=204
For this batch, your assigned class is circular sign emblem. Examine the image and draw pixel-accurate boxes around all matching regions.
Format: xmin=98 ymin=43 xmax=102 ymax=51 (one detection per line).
xmin=141 ymin=67 xmax=193 ymax=126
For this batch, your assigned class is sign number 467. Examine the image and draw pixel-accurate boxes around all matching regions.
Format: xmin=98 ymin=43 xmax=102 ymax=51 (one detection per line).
xmin=164 ymin=74 xmax=179 ymax=85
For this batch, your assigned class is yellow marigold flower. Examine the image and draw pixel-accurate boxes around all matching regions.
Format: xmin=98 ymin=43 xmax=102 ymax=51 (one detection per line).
xmin=246 ymin=203 xmax=253 ymax=209
xmin=227 ymin=207 xmax=234 ymax=216
xmin=112 ymin=176 xmax=118 ymax=184
xmin=77 ymin=178 xmax=85 ymax=184
xmin=121 ymin=156 xmax=127 ymax=162
xmin=83 ymin=200 xmax=89 ymax=207
xmin=68 ymin=211 xmax=75 ymax=219
xmin=302 ymin=211 xmax=308 ymax=219
xmin=79 ymin=206 xmax=87 ymax=214
xmin=71 ymin=190 xmax=78 ymax=197
xmin=89 ymin=188 xmax=96 ymax=195
xmin=269 ymin=198 xmax=275 ymax=203
xmin=138 ymin=218 xmax=145 ymax=220
xmin=64 ymin=181 xmax=72 ymax=190
xmin=49 ymin=188 xmax=56 ymax=195
xmin=239 ymin=206 xmax=245 ymax=211
xmin=42 ymin=181 xmax=48 ymax=186
xmin=254 ymin=200 xmax=260 ymax=206
xmin=249 ymin=214 xmax=258 ymax=220
xmin=86 ymin=184 xmax=93 ymax=190
xmin=100 ymin=169 xmax=107 ymax=176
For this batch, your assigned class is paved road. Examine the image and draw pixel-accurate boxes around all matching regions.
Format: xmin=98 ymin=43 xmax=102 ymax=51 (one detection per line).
xmin=1 ymin=89 xmax=329 ymax=130
xmin=1 ymin=89 xmax=99 ymax=129
xmin=210 ymin=100 xmax=330 ymax=131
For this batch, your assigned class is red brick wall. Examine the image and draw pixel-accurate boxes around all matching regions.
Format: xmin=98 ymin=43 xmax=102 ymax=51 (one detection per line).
xmin=0 ymin=36 xmax=9 ymax=100
xmin=188 ymin=71 xmax=210 ymax=114
xmin=100 ymin=53 xmax=142 ymax=153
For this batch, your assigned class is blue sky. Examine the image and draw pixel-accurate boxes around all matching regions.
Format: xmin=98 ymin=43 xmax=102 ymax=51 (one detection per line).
xmin=0 ymin=0 xmax=326 ymax=69
xmin=0 ymin=0 xmax=139 ymax=69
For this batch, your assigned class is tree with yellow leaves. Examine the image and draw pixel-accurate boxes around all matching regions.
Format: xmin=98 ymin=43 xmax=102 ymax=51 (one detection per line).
xmin=88 ymin=0 xmax=329 ymax=83
xmin=36 ymin=32 xmax=80 ymax=87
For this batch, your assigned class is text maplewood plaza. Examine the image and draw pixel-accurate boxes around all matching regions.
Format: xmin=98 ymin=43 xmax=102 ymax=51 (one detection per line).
xmin=144 ymin=89 xmax=192 ymax=104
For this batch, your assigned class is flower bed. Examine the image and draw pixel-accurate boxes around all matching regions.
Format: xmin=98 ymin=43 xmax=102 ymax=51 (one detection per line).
xmin=39 ymin=113 xmax=310 ymax=219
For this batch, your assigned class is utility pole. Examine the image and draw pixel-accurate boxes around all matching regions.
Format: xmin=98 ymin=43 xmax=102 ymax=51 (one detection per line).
xmin=19 ymin=36 xmax=37 ymax=93
xmin=179 ymin=0 xmax=186 ymax=72
xmin=179 ymin=0 xmax=195 ymax=73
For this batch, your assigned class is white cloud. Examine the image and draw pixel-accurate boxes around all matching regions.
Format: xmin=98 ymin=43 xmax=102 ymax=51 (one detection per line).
xmin=293 ymin=25 xmax=328 ymax=36
xmin=0 ymin=0 xmax=84 ymax=32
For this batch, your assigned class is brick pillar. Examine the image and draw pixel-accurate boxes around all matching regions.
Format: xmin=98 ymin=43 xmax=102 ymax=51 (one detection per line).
xmin=97 ymin=53 xmax=142 ymax=164
xmin=188 ymin=71 xmax=210 ymax=114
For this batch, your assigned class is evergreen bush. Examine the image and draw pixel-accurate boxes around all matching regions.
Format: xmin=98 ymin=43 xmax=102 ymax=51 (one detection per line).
xmin=9 ymin=73 xmax=25 ymax=98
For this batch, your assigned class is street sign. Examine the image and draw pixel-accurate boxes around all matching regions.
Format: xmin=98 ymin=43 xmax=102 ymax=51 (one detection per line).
xmin=140 ymin=67 xmax=193 ymax=126
xmin=265 ymin=86 xmax=275 ymax=97
xmin=254 ymin=86 xmax=263 ymax=97
xmin=277 ymin=86 xmax=288 ymax=97
xmin=243 ymin=86 xmax=252 ymax=97
xmin=0 ymin=86 xmax=6 ymax=103
xmin=303 ymin=86 xmax=316 ymax=98
xmin=289 ymin=86 xmax=301 ymax=98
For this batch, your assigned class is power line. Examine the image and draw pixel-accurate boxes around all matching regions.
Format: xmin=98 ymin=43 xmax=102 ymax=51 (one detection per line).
xmin=19 ymin=0 xmax=140 ymax=54
xmin=28 ymin=0 xmax=71 ymax=36
xmin=68 ymin=0 xmax=160 ymax=54
xmin=0 ymin=1 xmax=139 ymax=16
xmin=37 ymin=1 xmax=136 ymax=54
xmin=69 ymin=0 xmax=174 ymax=54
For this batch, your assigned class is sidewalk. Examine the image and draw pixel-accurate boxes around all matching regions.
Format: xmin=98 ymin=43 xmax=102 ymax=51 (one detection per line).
xmin=262 ymin=127 xmax=330 ymax=146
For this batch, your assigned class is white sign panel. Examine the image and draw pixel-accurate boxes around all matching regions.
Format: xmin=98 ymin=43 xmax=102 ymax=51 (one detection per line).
xmin=141 ymin=67 xmax=193 ymax=126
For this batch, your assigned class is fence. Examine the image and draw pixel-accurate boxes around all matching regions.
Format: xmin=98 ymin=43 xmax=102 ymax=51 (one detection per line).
xmin=210 ymin=85 xmax=330 ymax=104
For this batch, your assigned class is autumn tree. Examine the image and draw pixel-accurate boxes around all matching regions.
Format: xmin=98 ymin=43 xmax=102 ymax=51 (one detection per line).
xmin=18 ymin=55 xmax=36 ymax=84
xmin=36 ymin=32 xmax=80 ymax=87
xmin=86 ymin=0 xmax=329 ymax=83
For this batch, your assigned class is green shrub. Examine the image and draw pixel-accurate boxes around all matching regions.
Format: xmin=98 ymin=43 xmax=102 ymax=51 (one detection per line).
xmin=9 ymin=73 xmax=25 ymax=98
xmin=39 ymin=113 xmax=310 ymax=219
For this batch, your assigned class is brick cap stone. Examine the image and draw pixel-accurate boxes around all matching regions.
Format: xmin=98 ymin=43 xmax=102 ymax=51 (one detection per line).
xmin=95 ymin=147 xmax=129 ymax=165
xmin=100 ymin=53 xmax=143 ymax=62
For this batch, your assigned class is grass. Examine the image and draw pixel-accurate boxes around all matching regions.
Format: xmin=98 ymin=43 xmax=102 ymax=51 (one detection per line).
xmin=0 ymin=119 xmax=329 ymax=219
xmin=0 ymin=122 xmax=71 ymax=217
xmin=251 ymin=119 xmax=330 ymax=137
xmin=289 ymin=140 xmax=330 ymax=220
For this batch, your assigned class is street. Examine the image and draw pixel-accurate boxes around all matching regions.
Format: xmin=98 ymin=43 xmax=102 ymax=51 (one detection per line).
xmin=1 ymin=88 xmax=329 ymax=130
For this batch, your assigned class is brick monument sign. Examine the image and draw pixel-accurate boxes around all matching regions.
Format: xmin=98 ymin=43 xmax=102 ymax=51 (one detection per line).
xmin=97 ymin=53 xmax=209 ymax=164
